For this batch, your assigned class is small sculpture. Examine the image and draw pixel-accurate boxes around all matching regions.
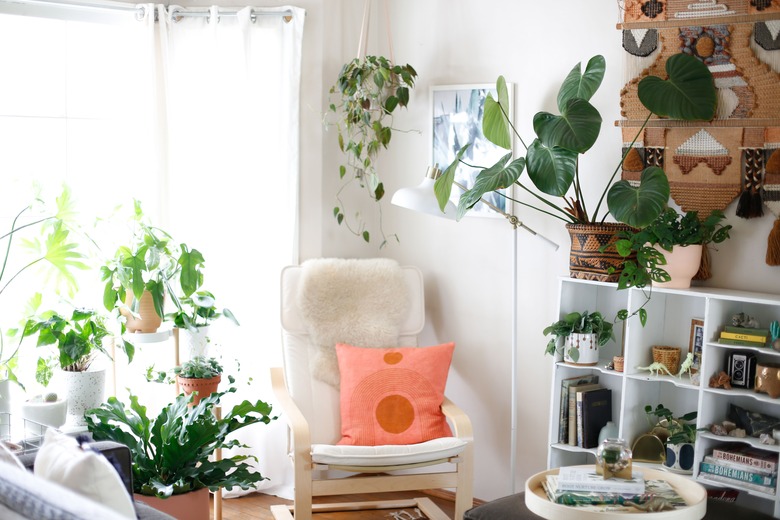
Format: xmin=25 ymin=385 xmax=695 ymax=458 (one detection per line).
xmin=635 ymin=362 xmax=674 ymax=377
xmin=677 ymin=353 xmax=694 ymax=379
xmin=626 ymin=497 xmax=675 ymax=512
xmin=709 ymin=371 xmax=732 ymax=389
xmin=732 ymin=312 xmax=760 ymax=328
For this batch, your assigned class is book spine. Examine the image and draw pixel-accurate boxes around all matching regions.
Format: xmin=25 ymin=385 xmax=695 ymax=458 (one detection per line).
xmin=576 ymin=392 xmax=584 ymax=448
xmin=720 ymin=331 xmax=767 ymax=343
xmin=568 ymin=391 xmax=577 ymax=446
xmin=556 ymin=481 xmax=645 ymax=494
xmin=698 ymin=473 xmax=776 ymax=496
xmin=717 ymin=337 xmax=767 ymax=347
xmin=559 ymin=382 xmax=569 ymax=444
xmin=699 ymin=462 xmax=777 ymax=486
xmin=712 ymin=449 xmax=777 ymax=472
xmin=724 ymin=326 xmax=770 ymax=336
xmin=703 ymin=455 xmax=776 ymax=476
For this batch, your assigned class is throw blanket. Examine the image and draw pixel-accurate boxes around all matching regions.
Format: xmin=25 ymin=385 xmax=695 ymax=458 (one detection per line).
xmin=297 ymin=258 xmax=410 ymax=387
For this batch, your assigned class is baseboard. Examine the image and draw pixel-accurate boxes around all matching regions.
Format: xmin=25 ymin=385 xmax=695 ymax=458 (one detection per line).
xmin=423 ymin=488 xmax=486 ymax=507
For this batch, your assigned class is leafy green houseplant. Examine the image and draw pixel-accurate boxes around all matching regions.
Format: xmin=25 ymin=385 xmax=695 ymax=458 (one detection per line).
xmin=615 ymin=208 xmax=732 ymax=290
xmin=543 ymin=310 xmax=614 ymax=363
xmin=18 ymin=307 xmax=134 ymax=386
xmin=434 ymin=53 xmax=716 ymax=229
xmin=0 ymin=189 xmax=87 ymax=387
xmin=645 ymin=404 xmax=698 ymax=446
xmin=85 ymin=386 xmax=276 ymax=498
xmin=167 ymin=290 xmax=239 ymax=333
xmin=329 ymin=55 xmax=418 ymax=247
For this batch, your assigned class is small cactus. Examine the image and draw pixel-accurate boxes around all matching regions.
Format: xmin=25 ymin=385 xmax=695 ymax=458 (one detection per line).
xmin=44 ymin=392 xmax=58 ymax=402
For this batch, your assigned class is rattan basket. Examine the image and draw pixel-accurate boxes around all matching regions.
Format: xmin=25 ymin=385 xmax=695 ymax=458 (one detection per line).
xmin=652 ymin=346 xmax=681 ymax=374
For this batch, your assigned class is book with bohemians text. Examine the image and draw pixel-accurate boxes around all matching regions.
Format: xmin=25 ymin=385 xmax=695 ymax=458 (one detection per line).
xmin=711 ymin=445 xmax=778 ymax=472
xmin=699 ymin=460 xmax=777 ymax=487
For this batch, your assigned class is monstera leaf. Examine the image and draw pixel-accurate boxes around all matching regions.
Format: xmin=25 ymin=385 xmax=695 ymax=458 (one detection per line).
xmin=526 ymin=139 xmax=578 ymax=197
xmin=638 ymin=53 xmax=716 ymax=121
xmin=557 ymin=55 xmax=606 ymax=111
xmin=607 ymin=167 xmax=671 ymax=228
xmin=483 ymin=76 xmax=512 ymax=150
xmin=533 ymin=97 xmax=602 ymax=154
xmin=456 ymin=154 xmax=525 ymax=220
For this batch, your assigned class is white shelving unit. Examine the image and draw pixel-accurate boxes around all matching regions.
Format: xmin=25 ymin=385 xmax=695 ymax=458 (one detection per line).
xmin=546 ymin=277 xmax=780 ymax=517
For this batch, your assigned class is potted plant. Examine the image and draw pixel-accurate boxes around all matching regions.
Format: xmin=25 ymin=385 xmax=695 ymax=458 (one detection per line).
xmin=174 ymin=356 xmax=222 ymax=405
xmin=18 ymin=307 xmax=134 ymax=427
xmin=615 ymin=208 xmax=732 ymax=290
xmin=645 ymin=403 xmax=698 ymax=473
xmin=543 ymin=310 xmax=614 ymax=365
xmin=328 ymin=55 xmax=418 ymax=247
xmin=434 ymin=53 xmax=717 ymax=280
xmin=85 ymin=386 xmax=275 ymax=520
xmin=167 ymin=290 xmax=239 ymax=358
xmin=101 ymin=201 xmax=183 ymax=334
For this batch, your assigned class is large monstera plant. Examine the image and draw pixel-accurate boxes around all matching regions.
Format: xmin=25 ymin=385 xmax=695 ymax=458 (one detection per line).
xmin=434 ymin=53 xmax=717 ymax=229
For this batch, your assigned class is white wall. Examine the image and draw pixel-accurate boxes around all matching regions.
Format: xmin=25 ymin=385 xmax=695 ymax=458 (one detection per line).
xmin=310 ymin=0 xmax=780 ymax=502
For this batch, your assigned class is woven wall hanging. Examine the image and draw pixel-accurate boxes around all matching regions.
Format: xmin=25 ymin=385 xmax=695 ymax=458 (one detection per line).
xmin=619 ymin=0 xmax=780 ymax=265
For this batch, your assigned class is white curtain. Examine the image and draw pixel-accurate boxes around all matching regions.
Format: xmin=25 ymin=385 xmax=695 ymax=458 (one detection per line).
xmin=137 ymin=3 xmax=304 ymax=499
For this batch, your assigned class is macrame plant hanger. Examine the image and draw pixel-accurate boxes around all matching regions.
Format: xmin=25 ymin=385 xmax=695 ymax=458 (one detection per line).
xmin=356 ymin=0 xmax=394 ymax=63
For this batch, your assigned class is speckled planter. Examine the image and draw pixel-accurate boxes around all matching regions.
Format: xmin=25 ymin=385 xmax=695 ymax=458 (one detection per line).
xmin=59 ymin=369 xmax=106 ymax=428
xmin=0 ymin=379 xmax=10 ymax=433
xmin=180 ymin=326 xmax=211 ymax=359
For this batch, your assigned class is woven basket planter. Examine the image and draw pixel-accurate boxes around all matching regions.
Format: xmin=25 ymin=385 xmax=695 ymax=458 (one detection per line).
xmin=652 ymin=346 xmax=681 ymax=374
xmin=566 ymin=223 xmax=634 ymax=283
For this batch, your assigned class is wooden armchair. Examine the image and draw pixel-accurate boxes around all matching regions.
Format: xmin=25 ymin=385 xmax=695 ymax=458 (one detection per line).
xmin=270 ymin=261 xmax=473 ymax=519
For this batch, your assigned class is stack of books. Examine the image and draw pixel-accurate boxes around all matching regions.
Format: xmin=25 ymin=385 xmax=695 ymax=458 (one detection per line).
xmin=698 ymin=445 xmax=778 ymax=495
xmin=558 ymin=375 xmax=612 ymax=449
xmin=542 ymin=467 xmax=686 ymax=509
xmin=718 ymin=326 xmax=770 ymax=347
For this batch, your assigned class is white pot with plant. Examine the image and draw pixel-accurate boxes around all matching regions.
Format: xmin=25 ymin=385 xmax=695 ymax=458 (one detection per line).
xmin=20 ymin=308 xmax=134 ymax=428
xmin=21 ymin=392 xmax=67 ymax=432
xmin=544 ymin=311 xmax=615 ymax=366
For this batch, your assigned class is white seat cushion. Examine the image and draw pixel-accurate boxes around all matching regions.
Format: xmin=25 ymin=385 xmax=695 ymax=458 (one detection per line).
xmin=311 ymin=436 xmax=467 ymax=466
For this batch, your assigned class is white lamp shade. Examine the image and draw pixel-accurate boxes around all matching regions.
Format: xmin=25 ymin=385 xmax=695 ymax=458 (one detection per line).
xmin=391 ymin=177 xmax=457 ymax=220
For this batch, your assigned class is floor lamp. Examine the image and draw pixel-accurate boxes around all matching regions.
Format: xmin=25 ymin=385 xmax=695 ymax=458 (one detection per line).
xmin=392 ymin=165 xmax=559 ymax=494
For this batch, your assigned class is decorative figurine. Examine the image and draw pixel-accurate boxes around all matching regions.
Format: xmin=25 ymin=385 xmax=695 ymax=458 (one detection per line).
xmin=635 ymin=362 xmax=674 ymax=377
xmin=677 ymin=353 xmax=694 ymax=379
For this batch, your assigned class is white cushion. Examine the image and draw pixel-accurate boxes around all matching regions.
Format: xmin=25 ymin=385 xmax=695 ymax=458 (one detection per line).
xmin=34 ymin=429 xmax=135 ymax=519
xmin=0 ymin=441 xmax=24 ymax=470
xmin=311 ymin=436 xmax=467 ymax=466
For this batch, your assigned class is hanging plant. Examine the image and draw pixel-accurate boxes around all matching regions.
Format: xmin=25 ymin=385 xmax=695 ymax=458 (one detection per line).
xmin=328 ymin=55 xmax=417 ymax=247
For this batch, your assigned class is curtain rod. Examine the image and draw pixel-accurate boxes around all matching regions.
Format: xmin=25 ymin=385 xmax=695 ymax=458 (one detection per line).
xmin=0 ymin=1 xmax=292 ymax=21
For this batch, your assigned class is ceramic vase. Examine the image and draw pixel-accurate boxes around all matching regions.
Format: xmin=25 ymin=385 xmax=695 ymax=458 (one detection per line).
xmin=180 ymin=326 xmax=211 ymax=359
xmin=121 ymin=290 xmax=163 ymax=333
xmin=652 ymin=244 xmax=703 ymax=289
xmin=563 ymin=333 xmax=599 ymax=366
xmin=134 ymin=488 xmax=209 ymax=520
xmin=59 ymin=368 xmax=106 ymax=428
xmin=664 ymin=442 xmax=695 ymax=473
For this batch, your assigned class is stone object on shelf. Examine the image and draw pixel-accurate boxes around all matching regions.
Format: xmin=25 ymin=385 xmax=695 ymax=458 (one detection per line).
xmin=709 ymin=371 xmax=732 ymax=389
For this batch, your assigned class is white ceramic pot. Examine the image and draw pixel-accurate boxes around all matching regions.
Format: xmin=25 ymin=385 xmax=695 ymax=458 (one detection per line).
xmin=563 ymin=333 xmax=599 ymax=366
xmin=59 ymin=369 xmax=106 ymax=428
xmin=0 ymin=379 xmax=10 ymax=433
xmin=180 ymin=326 xmax=211 ymax=359
xmin=664 ymin=442 xmax=695 ymax=473
xmin=21 ymin=398 xmax=68 ymax=432
xmin=652 ymin=244 xmax=703 ymax=289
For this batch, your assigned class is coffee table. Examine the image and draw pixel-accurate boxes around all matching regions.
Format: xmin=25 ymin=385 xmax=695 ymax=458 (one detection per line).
xmin=525 ymin=466 xmax=707 ymax=519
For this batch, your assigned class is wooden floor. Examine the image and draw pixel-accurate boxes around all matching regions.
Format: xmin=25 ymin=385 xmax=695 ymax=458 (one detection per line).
xmin=210 ymin=491 xmax=456 ymax=520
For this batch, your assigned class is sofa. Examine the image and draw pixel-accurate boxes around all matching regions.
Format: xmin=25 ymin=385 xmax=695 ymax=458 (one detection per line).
xmin=0 ymin=439 xmax=173 ymax=520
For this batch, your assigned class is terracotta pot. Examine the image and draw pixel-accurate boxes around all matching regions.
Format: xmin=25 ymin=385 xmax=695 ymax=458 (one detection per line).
xmin=134 ymin=487 xmax=209 ymax=520
xmin=566 ymin=223 xmax=634 ymax=282
xmin=121 ymin=290 xmax=163 ymax=333
xmin=177 ymin=375 xmax=221 ymax=405
xmin=563 ymin=333 xmax=599 ymax=366
xmin=652 ymin=244 xmax=703 ymax=289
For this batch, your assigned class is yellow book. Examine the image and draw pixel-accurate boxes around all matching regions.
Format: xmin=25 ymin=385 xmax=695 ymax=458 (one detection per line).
xmin=720 ymin=331 xmax=767 ymax=343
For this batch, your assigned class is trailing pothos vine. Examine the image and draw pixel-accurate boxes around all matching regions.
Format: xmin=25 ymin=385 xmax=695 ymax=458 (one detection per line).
xmin=328 ymin=55 xmax=417 ymax=247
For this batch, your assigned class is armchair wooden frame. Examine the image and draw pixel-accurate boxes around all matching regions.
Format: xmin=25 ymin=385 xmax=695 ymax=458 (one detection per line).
xmin=269 ymin=366 xmax=474 ymax=520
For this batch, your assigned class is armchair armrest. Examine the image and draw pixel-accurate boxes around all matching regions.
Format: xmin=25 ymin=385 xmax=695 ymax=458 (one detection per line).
xmin=442 ymin=396 xmax=473 ymax=441
xmin=270 ymin=367 xmax=312 ymax=464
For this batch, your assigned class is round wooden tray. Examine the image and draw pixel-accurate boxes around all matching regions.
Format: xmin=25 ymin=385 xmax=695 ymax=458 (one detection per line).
xmin=525 ymin=465 xmax=707 ymax=519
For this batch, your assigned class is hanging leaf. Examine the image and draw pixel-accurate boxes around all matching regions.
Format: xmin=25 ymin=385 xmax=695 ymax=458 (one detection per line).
xmin=557 ymin=55 xmax=606 ymax=111
xmin=434 ymin=145 xmax=470 ymax=212
xmin=482 ymin=76 xmax=512 ymax=150
xmin=525 ymin=139 xmax=578 ymax=196
xmin=638 ymin=53 xmax=716 ymax=121
xmin=456 ymin=154 xmax=525 ymax=220
xmin=533 ymin=98 xmax=601 ymax=153
xmin=607 ymin=167 xmax=670 ymax=228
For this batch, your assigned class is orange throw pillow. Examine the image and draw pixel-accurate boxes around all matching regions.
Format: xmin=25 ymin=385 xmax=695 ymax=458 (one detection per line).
xmin=336 ymin=342 xmax=455 ymax=446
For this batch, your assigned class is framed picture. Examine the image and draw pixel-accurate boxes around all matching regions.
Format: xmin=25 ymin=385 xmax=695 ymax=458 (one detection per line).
xmin=689 ymin=318 xmax=705 ymax=373
xmin=431 ymin=83 xmax=513 ymax=217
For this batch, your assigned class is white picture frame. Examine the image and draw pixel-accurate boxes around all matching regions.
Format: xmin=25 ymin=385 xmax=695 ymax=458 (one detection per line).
xmin=431 ymin=83 xmax=514 ymax=217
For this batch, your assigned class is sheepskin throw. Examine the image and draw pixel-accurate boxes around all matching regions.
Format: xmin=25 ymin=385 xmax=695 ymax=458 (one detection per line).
xmin=296 ymin=258 xmax=410 ymax=387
